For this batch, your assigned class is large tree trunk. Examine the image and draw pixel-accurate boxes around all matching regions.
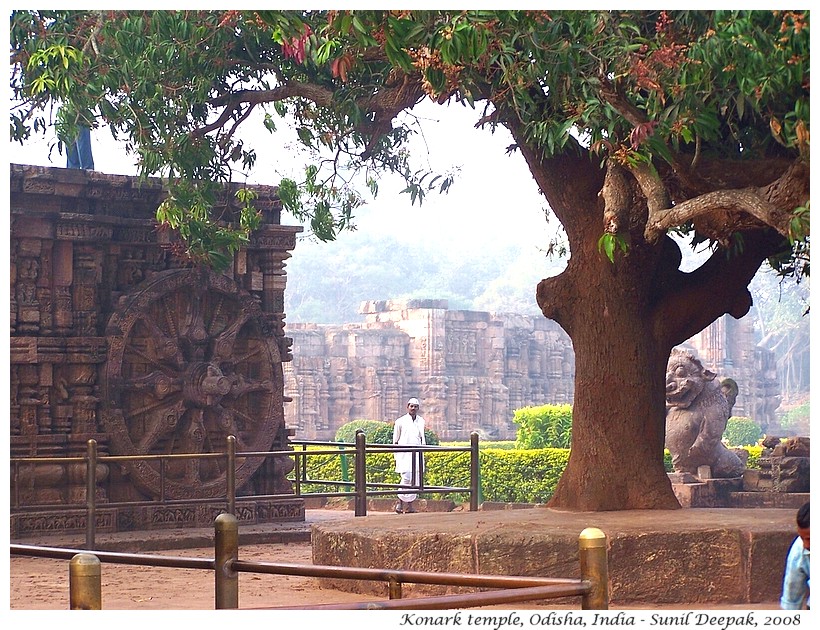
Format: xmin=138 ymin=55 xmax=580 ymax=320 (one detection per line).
xmin=535 ymin=222 xmax=682 ymax=510
xmin=514 ymin=137 xmax=785 ymax=511
xmin=544 ymin=278 xmax=680 ymax=510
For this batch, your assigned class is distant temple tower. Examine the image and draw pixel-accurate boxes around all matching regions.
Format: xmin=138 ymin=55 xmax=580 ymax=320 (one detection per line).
xmin=284 ymin=300 xmax=780 ymax=441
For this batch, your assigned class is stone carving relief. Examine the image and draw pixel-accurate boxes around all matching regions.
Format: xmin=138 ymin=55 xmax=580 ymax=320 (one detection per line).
xmin=101 ymin=268 xmax=285 ymax=500
xmin=10 ymin=164 xmax=302 ymax=536
xmin=284 ymin=304 xmax=780 ymax=446
xmin=283 ymin=307 xmax=577 ymax=441
xmin=664 ymin=347 xmax=744 ymax=478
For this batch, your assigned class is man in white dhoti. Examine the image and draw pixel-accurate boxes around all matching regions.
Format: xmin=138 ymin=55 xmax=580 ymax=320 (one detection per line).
xmin=393 ymin=397 xmax=426 ymax=514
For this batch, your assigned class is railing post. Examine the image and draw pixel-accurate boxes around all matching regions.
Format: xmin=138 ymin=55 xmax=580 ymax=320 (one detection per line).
xmin=578 ymin=527 xmax=609 ymax=610
xmin=388 ymin=578 xmax=403 ymax=600
xmin=214 ymin=512 xmax=239 ymax=609
xmin=85 ymin=439 xmax=97 ymax=549
xmin=69 ymin=553 xmax=101 ymax=610
xmin=226 ymin=435 xmax=236 ymax=516
xmin=469 ymin=432 xmax=480 ymax=511
xmin=354 ymin=430 xmax=367 ymax=516
xmin=293 ymin=445 xmax=303 ymax=496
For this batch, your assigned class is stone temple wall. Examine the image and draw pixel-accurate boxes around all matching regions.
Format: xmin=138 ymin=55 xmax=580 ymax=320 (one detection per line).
xmin=10 ymin=164 xmax=303 ymax=536
xmin=284 ymin=300 xmax=780 ymax=442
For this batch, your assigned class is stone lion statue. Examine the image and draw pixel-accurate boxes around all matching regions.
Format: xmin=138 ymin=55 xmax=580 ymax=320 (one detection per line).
xmin=664 ymin=347 xmax=744 ymax=478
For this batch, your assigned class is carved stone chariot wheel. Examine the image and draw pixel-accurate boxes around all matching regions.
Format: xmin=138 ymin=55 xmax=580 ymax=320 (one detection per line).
xmin=101 ymin=268 xmax=284 ymax=500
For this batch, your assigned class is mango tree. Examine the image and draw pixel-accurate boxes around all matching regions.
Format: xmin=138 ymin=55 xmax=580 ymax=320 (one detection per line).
xmin=11 ymin=10 xmax=809 ymax=509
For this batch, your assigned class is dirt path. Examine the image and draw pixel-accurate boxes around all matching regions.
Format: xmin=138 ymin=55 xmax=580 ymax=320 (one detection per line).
xmin=10 ymin=541 xmax=372 ymax=610
xmin=10 ymin=538 xmax=782 ymax=611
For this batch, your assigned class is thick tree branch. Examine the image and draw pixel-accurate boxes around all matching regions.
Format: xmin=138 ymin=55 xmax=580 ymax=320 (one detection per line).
xmin=654 ymin=229 xmax=786 ymax=347
xmin=201 ymin=72 xmax=426 ymax=157
xmin=644 ymin=159 xmax=809 ymax=243
xmin=599 ymin=80 xmax=707 ymax=193
xmin=600 ymin=161 xmax=632 ymax=235
xmin=197 ymin=84 xmax=337 ymax=138
xmin=630 ymin=161 xmax=670 ymax=222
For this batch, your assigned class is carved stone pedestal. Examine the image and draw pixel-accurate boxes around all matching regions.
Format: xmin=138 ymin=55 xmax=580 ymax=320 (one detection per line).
xmin=669 ymin=474 xmax=744 ymax=508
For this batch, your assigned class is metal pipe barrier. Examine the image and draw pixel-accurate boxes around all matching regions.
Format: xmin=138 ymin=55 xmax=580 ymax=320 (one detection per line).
xmin=225 ymin=436 xmax=236 ymax=517
xmin=354 ymin=430 xmax=367 ymax=516
xmin=85 ymin=439 xmax=97 ymax=549
xmin=214 ymin=512 xmax=238 ymax=609
xmin=469 ymin=431 xmax=480 ymax=511
xmin=11 ymin=525 xmax=608 ymax=610
xmin=579 ymin=527 xmax=609 ymax=609
xmin=11 ymin=432 xmax=482 ymax=546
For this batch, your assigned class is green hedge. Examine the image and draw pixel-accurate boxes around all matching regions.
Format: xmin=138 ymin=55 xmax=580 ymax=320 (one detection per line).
xmin=723 ymin=416 xmax=763 ymax=446
xmin=296 ymin=445 xmax=757 ymax=503
xmin=297 ymin=445 xmax=568 ymax=503
xmin=476 ymin=448 xmax=569 ymax=503
xmin=513 ymin=404 xmax=573 ymax=449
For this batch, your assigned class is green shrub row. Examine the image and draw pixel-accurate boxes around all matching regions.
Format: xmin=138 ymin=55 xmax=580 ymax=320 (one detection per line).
xmin=513 ymin=404 xmax=766 ymax=450
xmin=334 ymin=419 xmax=440 ymax=445
xmin=723 ymin=416 xmax=763 ymax=447
xmin=295 ymin=443 xmax=760 ymax=504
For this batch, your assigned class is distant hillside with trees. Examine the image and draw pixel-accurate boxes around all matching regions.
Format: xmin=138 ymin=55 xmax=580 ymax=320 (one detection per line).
xmin=285 ymin=229 xmax=565 ymax=323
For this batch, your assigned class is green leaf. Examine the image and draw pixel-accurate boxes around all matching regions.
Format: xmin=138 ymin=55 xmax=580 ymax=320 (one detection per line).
xmin=598 ymin=233 xmax=616 ymax=263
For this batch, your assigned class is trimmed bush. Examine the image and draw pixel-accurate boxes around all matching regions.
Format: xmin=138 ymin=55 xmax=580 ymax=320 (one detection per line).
xmin=477 ymin=448 xmax=569 ymax=503
xmin=334 ymin=419 xmax=439 ymax=445
xmin=513 ymin=404 xmax=573 ymax=449
xmin=297 ymin=443 xmax=761 ymax=503
xmin=780 ymin=401 xmax=810 ymax=429
xmin=723 ymin=416 xmax=763 ymax=446
xmin=422 ymin=429 xmax=440 ymax=446
xmin=334 ymin=419 xmax=393 ymax=444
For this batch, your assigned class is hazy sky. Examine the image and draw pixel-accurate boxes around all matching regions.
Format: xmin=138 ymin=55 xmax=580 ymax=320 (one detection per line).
xmin=8 ymin=97 xmax=559 ymax=257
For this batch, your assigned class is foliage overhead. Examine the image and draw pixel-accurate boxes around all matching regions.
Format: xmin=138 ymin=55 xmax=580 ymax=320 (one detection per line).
xmin=10 ymin=9 xmax=809 ymax=273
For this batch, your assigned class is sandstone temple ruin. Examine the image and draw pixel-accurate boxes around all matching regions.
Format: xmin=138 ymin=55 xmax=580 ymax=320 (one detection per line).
xmin=10 ymin=164 xmax=302 ymax=535
xmin=9 ymin=163 xmax=785 ymax=536
xmin=283 ymin=300 xmax=782 ymax=442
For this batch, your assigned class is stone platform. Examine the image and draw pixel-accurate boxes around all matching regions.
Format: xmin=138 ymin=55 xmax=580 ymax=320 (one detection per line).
xmin=14 ymin=503 xmax=801 ymax=608
xmin=311 ymin=505 xmax=799 ymax=607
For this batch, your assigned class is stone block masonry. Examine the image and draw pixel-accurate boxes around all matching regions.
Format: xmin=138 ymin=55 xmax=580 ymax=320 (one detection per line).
xmin=284 ymin=299 xmax=781 ymax=442
xmin=10 ymin=163 xmax=303 ymax=534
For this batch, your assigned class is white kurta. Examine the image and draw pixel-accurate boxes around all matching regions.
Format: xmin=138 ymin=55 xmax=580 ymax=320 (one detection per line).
xmin=393 ymin=413 xmax=425 ymax=502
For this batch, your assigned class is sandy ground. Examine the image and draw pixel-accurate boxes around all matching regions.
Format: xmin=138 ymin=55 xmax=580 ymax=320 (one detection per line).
xmin=10 ymin=541 xmax=373 ymax=610
xmin=10 ymin=539 xmax=782 ymax=612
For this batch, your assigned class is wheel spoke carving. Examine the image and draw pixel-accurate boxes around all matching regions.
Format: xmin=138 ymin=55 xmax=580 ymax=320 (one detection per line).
xmin=101 ymin=268 xmax=284 ymax=499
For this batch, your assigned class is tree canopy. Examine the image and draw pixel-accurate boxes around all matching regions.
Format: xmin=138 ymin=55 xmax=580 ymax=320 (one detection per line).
xmin=11 ymin=10 xmax=809 ymax=269
xmin=10 ymin=10 xmax=810 ymax=510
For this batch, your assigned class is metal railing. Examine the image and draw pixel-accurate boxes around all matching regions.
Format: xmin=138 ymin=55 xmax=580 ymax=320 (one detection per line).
xmin=290 ymin=431 xmax=480 ymax=515
xmin=11 ymin=513 xmax=609 ymax=610
xmin=10 ymin=432 xmax=481 ymax=547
